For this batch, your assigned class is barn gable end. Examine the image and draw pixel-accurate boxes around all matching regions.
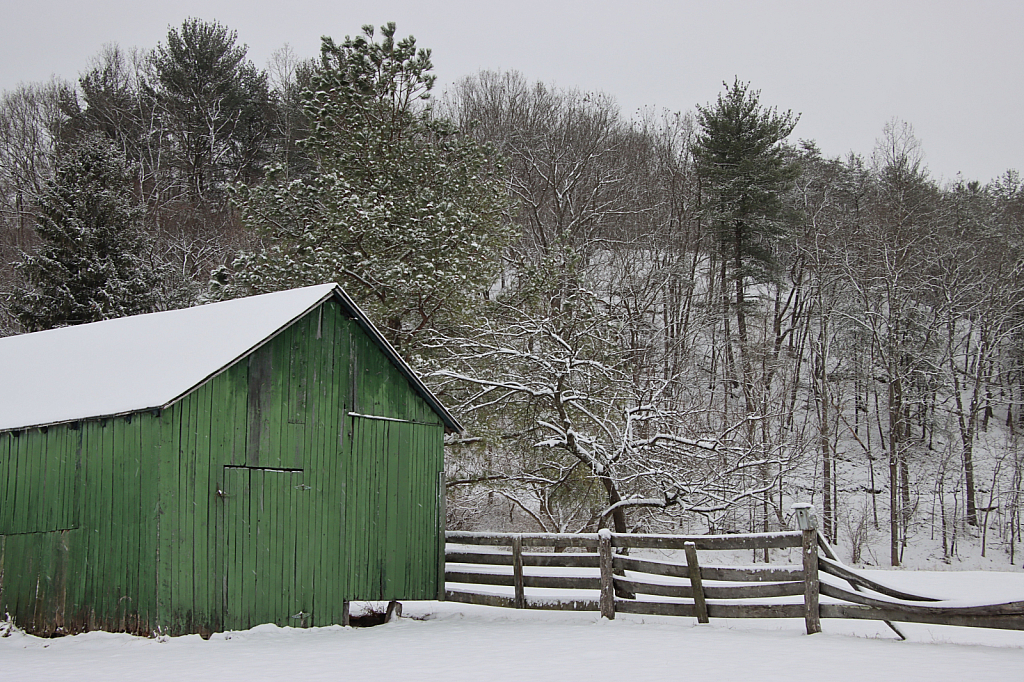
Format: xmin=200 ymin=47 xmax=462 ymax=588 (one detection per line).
xmin=0 ymin=286 xmax=451 ymax=636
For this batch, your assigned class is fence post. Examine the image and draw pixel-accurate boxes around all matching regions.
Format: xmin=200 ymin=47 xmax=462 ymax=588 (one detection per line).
xmin=599 ymin=529 xmax=615 ymax=620
xmin=684 ymin=541 xmax=709 ymax=623
xmin=512 ymin=535 xmax=525 ymax=609
xmin=793 ymin=503 xmax=821 ymax=634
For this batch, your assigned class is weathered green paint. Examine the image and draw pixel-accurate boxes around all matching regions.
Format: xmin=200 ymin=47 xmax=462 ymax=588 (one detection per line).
xmin=0 ymin=299 xmax=446 ymax=636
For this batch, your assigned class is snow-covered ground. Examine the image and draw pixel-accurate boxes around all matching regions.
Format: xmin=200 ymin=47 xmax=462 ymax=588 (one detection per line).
xmin=4 ymin=571 xmax=1023 ymax=682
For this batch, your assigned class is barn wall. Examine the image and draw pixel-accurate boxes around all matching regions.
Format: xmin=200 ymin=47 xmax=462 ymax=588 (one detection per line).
xmin=0 ymin=413 xmax=161 ymax=635
xmin=0 ymin=297 xmax=446 ymax=637
xmin=155 ymin=298 xmax=445 ymax=634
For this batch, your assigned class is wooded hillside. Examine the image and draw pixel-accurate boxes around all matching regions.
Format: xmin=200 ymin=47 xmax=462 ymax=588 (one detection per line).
xmin=2 ymin=19 xmax=1022 ymax=568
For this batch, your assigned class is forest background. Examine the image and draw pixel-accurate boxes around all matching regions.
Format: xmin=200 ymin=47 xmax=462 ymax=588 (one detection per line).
xmin=2 ymin=19 xmax=1023 ymax=570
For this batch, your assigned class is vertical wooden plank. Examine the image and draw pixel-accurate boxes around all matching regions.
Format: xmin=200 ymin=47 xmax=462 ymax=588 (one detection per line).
xmin=802 ymin=528 xmax=821 ymax=634
xmin=246 ymin=468 xmax=259 ymax=628
xmin=0 ymin=433 xmax=11 ymax=532
xmin=0 ymin=533 xmax=6 ymax=617
xmin=307 ymin=311 xmax=327 ymax=626
xmin=71 ymin=423 xmax=84 ymax=533
xmin=230 ymin=467 xmax=252 ymax=631
xmin=127 ymin=417 xmax=142 ymax=632
xmin=12 ymin=431 xmax=28 ymax=533
xmin=274 ymin=471 xmax=286 ymax=627
xmin=122 ymin=419 xmax=138 ymax=632
xmin=136 ymin=413 xmax=157 ymax=634
xmin=263 ymin=469 xmax=277 ymax=626
xmin=84 ymin=421 xmax=105 ymax=629
xmin=599 ymin=530 xmax=614 ymax=619
xmin=41 ymin=429 xmax=58 ymax=532
xmin=292 ymin=471 xmax=305 ymax=626
xmin=10 ymin=431 xmax=26 ymax=533
xmin=420 ymin=424 xmax=433 ymax=598
xmin=281 ymin=471 xmax=294 ymax=627
xmin=253 ymin=468 xmax=266 ymax=627
xmin=277 ymin=471 xmax=290 ymax=626
xmin=230 ymin=363 xmax=249 ymax=467
xmin=110 ymin=419 xmax=126 ymax=630
xmin=220 ymin=467 xmax=235 ymax=631
xmin=345 ymin=412 xmax=360 ymax=602
xmin=115 ymin=419 xmax=131 ymax=631
xmin=196 ymin=383 xmax=214 ymax=632
xmin=276 ymin=471 xmax=288 ymax=626
xmin=685 ymin=541 xmax=709 ymax=624
xmin=78 ymin=424 xmax=96 ymax=628
xmin=269 ymin=335 xmax=287 ymax=470
xmin=394 ymin=422 xmax=411 ymax=596
xmin=66 ymin=431 xmax=88 ymax=630
xmin=348 ymin=415 xmax=363 ymax=599
xmin=181 ymin=397 xmax=197 ymax=634
xmin=257 ymin=469 xmax=270 ymax=627
xmin=371 ymin=419 xmax=385 ymax=600
xmin=334 ymin=311 xmax=351 ymax=616
xmin=384 ymin=420 xmax=400 ymax=597
xmin=248 ymin=347 xmax=272 ymax=469
xmin=288 ymin=315 xmax=308 ymax=469
xmin=512 ymin=535 xmax=525 ymax=609
xmin=53 ymin=429 xmax=68 ymax=531
xmin=177 ymin=396 xmax=193 ymax=633
xmin=297 ymin=314 xmax=318 ymax=624
xmin=319 ymin=304 xmax=343 ymax=625
xmin=210 ymin=382 xmax=225 ymax=630
xmin=107 ymin=422 xmax=122 ymax=630
xmin=435 ymin=427 xmax=446 ymax=601
xmin=408 ymin=424 xmax=420 ymax=597
xmin=362 ymin=417 xmax=377 ymax=599
xmin=25 ymin=431 xmax=42 ymax=533
xmin=294 ymin=471 xmax=310 ymax=627
xmin=3 ymin=533 xmax=21 ymax=624
xmin=156 ymin=407 xmax=178 ymax=634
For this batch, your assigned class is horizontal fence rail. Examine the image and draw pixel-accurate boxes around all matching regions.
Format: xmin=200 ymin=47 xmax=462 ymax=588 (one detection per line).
xmin=445 ymin=528 xmax=1024 ymax=634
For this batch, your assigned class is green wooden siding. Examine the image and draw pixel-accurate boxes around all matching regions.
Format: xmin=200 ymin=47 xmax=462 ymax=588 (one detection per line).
xmin=0 ymin=298 xmax=446 ymax=636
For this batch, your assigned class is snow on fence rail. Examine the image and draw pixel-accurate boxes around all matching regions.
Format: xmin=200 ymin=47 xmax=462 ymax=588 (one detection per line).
xmin=445 ymin=528 xmax=1024 ymax=634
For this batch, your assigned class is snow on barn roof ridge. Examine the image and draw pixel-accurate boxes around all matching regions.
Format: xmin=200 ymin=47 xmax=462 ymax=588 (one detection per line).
xmin=0 ymin=283 xmax=461 ymax=433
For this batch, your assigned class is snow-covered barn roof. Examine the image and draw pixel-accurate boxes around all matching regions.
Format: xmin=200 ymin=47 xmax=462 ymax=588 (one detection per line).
xmin=0 ymin=283 xmax=461 ymax=433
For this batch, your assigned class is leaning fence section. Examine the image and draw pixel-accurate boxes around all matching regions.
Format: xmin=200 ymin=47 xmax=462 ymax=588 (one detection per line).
xmin=445 ymin=529 xmax=1024 ymax=633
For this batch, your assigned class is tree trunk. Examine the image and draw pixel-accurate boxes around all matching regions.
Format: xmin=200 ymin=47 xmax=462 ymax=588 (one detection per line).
xmin=888 ymin=367 xmax=902 ymax=567
xmin=599 ymin=474 xmax=629 ymax=534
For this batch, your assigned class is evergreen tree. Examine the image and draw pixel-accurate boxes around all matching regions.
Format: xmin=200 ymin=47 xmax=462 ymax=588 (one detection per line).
xmin=693 ymin=79 xmax=800 ymax=413
xmin=149 ymin=18 xmax=272 ymax=198
xmin=694 ymin=78 xmax=799 ymax=289
xmin=228 ymin=23 xmax=512 ymax=349
xmin=12 ymin=134 xmax=161 ymax=330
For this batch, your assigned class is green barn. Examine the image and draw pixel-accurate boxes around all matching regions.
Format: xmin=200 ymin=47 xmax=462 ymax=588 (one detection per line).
xmin=0 ymin=283 xmax=459 ymax=637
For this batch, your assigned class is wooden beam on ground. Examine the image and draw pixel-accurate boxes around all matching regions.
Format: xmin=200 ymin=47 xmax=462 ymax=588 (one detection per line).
xmin=818 ymin=556 xmax=940 ymax=602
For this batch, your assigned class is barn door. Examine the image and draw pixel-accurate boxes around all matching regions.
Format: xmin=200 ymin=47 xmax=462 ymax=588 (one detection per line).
xmin=221 ymin=467 xmax=310 ymax=630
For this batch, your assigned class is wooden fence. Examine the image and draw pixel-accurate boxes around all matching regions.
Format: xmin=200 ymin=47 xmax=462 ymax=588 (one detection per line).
xmin=445 ymin=529 xmax=1024 ymax=633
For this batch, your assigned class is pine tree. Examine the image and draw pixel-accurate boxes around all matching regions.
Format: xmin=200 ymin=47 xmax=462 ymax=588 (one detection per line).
xmin=229 ymin=24 xmax=512 ymax=349
xmin=694 ymin=79 xmax=800 ymax=413
xmin=149 ymin=18 xmax=272 ymax=198
xmin=695 ymin=78 xmax=800 ymax=289
xmin=12 ymin=134 xmax=161 ymax=330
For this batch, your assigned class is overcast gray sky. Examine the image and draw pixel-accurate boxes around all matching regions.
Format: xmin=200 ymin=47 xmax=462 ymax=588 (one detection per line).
xmin=2 ymin=0 xmax=1020 ymax=183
